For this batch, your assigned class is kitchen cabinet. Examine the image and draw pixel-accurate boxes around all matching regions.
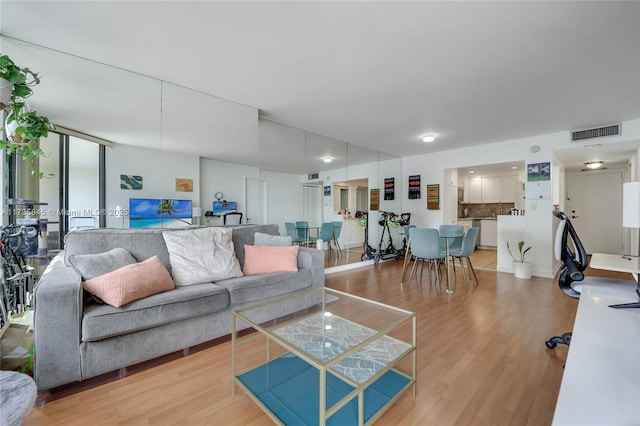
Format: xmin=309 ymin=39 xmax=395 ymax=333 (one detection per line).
xmin=500 ymin=175 xmax=521 ymax=203
xmin=467 ymin=178 xmax=483 ymax=202
xmin=480 ymin=219 xmax=497 ymax=247
xmin=463 ymin=175 xmax=521 ymax=203
xmin=457 ymin=219 xmax=473 ymax=228
xmin=482 ymin=177 xmax=499 ymax=202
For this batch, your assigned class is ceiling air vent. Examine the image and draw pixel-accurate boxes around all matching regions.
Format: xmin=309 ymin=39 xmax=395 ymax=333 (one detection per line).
xmin=571 ymin=123 xmax=620 ymax=142
xmin=308 ymin=172 xmax=319 ymax=180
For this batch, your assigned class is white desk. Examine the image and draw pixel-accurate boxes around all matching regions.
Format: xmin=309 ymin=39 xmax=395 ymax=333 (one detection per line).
xmin=552 ymin=281 xmax=640 ymax=425
xmin=590 ymin=252 xmax=640 ymax=282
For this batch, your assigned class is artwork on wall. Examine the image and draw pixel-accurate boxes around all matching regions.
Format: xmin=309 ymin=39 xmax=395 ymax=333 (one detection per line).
xmin=129 ymin=198 xmax=192 ymax=228
xmin=426 ymin=184 xmax=440 ymax=210
xmin=408 ymin=175 xmax=421 ymax=199
xmin=324 ymin=185 xmax=331 ymax=196
xmin=120 ymin=175 xmax=143 ymax=190
xmin=370 ymin=188 xmax=380 ymax=211
xmin=527 ymin=162 xmax=551 ymax=181
xmin=175 ymin=178 xmax=193 ymax=192
xmin=384 ymin=178 xmax=395 ymax=200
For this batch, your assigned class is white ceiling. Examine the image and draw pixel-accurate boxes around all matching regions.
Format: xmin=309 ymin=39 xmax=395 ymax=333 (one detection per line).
xmin=1 ymin=1 xmax=639 ymax=173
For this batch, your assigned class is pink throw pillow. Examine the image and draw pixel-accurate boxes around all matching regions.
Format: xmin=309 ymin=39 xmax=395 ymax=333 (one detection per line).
xmin=243 ymin=244 xmax=299 ymax=275
xmin=82 ymin=255 xmax=175 ymax=307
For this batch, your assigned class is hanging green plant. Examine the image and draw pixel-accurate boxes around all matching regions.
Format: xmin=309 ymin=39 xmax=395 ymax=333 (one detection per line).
xmin=0 ymin=54 xmax=39 ymax=108
xmin=0 ymin=53 xmax=54 ymax=178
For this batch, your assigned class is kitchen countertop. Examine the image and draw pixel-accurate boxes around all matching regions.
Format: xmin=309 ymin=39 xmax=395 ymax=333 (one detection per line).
xmin=458 ymin=217 xmax=497 ymax=220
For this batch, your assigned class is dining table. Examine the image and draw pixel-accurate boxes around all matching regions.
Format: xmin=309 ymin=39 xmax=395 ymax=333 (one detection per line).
xmin=295 ymin=224 xmax=319 ymax=246
xmin=439 ymin=226 xmax=465 ymax=293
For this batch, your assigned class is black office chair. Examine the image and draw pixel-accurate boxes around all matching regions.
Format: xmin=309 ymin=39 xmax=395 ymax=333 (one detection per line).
xmin=546 ymin=211 xmax=635 ymax=348
xmin=223 ymin=212 xmax=243 ymax=225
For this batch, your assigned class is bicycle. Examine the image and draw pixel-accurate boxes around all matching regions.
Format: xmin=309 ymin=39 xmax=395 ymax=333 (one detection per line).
xmin=0 ymin=225 xmax=35 ymax=328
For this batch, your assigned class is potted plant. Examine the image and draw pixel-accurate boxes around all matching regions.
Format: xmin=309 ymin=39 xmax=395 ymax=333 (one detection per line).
xmin=0 ymin=54 xmax=54 ymax=177
xmin=507 ymin=240 xmax=532 ymax=279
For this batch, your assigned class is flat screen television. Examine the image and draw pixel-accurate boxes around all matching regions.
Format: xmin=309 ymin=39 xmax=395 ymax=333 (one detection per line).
xmin=212 ymin=201 xmax=236 ymax=217
xmin=129 ymin=198 xmax=192 ymax=228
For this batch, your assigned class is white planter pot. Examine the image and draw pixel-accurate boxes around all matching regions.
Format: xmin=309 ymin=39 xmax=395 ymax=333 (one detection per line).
xmin=513 ymin=261 xmax=532 ymax=279
xmin=0 ymin=77 xmax=12 ymax=109
xmin=4 ymin=110 xmax=22 ymax=142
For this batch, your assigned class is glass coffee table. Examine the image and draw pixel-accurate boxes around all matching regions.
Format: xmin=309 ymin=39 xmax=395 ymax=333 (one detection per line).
xmin=232 ymin=287 xmax=416 ymax=425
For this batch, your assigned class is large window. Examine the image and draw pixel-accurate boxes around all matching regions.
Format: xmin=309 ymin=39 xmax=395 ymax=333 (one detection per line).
xmin=28 ymin=132 xmax=104 ymax=249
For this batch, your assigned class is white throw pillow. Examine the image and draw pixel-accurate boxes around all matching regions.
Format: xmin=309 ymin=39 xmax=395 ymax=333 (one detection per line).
xmin=162 ymin=227 xmax=243 ymax=286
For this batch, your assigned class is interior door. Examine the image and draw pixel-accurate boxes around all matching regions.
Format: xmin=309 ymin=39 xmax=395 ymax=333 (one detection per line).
xmin=566 ymin=171 xmax=623 ymax=254
xmin=245 ymin=178 xmax=267 ymax=225
xmin=302 ymin=184 xmax=322 ymax=227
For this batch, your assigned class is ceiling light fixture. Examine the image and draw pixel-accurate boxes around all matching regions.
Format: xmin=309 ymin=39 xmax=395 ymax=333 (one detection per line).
xmin=322 ymin=157 xmax=333 ymax=163
xmin=421 ymin=135 xmax=436 ymax=143
xmin=585 ymin=161 xmax=604 ymax=170
xmin=468 ymin=170 xmax=475 ymax=174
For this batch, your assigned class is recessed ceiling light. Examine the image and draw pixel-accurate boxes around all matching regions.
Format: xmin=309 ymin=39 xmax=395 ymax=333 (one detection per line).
xmin=422 ymin=135 xmax=436 ymax=143
xmin=468 ymin=170 xmax=475 ymax=174
xmin=585 ymin=161 xmax=604 ymax=169
xmin=322 ymin=157 xmax=333 ymax=163
xmin=511 ymin=166 xmax=517 ymax=169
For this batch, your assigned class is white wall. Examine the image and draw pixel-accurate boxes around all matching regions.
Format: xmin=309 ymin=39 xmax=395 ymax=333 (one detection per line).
xmin=105 ymin=144 xmax=200 ymax=228
xmin=259 ymin=170 xmax=304 ymax=235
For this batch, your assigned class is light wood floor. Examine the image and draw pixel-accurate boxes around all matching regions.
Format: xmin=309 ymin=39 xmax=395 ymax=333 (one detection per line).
xmin=23 ymin=261 xmax=631 ymax=426
xmin=324 ymin=247 xmax=497 ymax=271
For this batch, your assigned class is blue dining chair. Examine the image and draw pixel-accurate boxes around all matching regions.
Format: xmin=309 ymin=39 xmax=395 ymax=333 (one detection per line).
xmin=400 ymin=225 xmax=417 ymax=284
xmin=439 ymin=225 xmax=463 ymax=256
xmin=332 ymin=221 xmax=343 ymax=254
xmin=449 ymin=227 xmax=480 ymax=290
xmin=407 ymin=227 xmax=443 ymax=292
xmin=295 ymin=221 xmax=310 ymax=245
xmin=317 ymin=222 xmax=338 ymax=257
xmin=285 ymin=222 xmax=304 ymax=245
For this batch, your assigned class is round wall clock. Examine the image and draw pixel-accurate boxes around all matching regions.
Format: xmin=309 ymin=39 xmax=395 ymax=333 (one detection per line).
xmin=214 ymin=192 xmax=224 ymax=201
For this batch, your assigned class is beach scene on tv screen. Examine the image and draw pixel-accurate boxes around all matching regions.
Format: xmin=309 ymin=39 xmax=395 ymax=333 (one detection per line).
xmin=129 ymin=198 xmax=192 ymax=228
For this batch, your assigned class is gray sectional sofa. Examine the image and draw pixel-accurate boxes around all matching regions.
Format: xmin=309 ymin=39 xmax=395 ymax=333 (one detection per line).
xmin=33 ymin=224 xmax=324 ymax=390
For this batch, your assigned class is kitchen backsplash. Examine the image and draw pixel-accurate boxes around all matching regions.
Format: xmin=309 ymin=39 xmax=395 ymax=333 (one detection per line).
xmin=458 ymin=202 xmax=515 ymax=218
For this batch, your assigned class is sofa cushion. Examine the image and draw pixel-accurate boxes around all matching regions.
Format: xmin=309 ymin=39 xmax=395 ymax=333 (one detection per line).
xmin=81 ymin=283 xmax=230 ymax=342
xmin=69 ymin=247 xmax=137 ymax=280
xmin=162 ymin=227 xmax=243 ymax=286
xmin=82 ymin=256 xmax=175 ymax=307
xmin=253 ymin=232 xmax=292 ymax=246
xmin=62 ymin=224 xmax=280 ymax=272
xmin=243 ymin=245 xmax=299 ymax=275
xmin=216 ymin=269 xmax=312 ymax=305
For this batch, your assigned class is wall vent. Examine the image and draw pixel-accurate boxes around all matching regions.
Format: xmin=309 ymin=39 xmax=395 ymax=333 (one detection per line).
xmin=571 ymin=123 xmax=620 ymax=142
xmin=308 ymin=172 xmax=319 ymax=180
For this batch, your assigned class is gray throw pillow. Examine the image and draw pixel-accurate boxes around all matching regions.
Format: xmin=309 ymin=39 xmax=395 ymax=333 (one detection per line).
xmin=253 ymin=232 xmax=293 ymax=246
xmin=162 ymin=227 xmax=243 ymax=286
xmin=69 ymin=247 xmax=137 ymax=280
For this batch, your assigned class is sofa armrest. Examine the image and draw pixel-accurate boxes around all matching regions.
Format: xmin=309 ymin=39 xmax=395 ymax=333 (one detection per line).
xmin=297 ymin=247 xmax=324 ymax=289
xmin=34 ymin=253 xmax=84 ymax=390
